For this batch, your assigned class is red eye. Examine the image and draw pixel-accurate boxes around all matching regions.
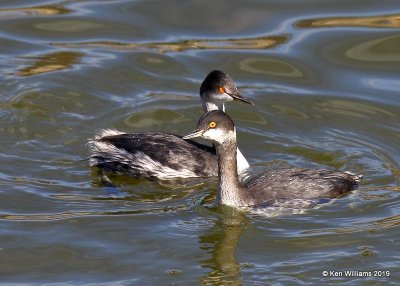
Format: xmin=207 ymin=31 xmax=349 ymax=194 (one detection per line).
xmin=218 ymin=87 xmax=225 ymax=94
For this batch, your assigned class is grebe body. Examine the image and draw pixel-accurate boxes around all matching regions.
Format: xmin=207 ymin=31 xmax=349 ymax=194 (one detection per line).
xmin=183 ymin=110 xmax=362 ymax=207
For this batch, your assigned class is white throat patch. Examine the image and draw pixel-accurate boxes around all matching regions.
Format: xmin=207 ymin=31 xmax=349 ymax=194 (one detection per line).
xmin=204 ymin=101 xmax=225 ymax=112
xmin=203 ymin=128 xmax=235 ymax=144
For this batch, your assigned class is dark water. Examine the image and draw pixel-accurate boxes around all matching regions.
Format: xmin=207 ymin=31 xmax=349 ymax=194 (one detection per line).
xmin=0 ymin=0 xmax=399 ymax=285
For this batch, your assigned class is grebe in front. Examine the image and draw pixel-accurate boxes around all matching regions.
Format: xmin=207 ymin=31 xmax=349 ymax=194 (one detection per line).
xmin=183 ymin=110 xmax=362 ymax=208
xmin=88 ymin=70 xmax=253 ymax=181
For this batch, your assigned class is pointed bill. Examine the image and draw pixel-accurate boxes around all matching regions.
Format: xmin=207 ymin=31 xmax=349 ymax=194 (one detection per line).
xmin=182 ymin=129 xmax=204 ymax=140
xmin=228 ymin=92 xmax=254 ymax=106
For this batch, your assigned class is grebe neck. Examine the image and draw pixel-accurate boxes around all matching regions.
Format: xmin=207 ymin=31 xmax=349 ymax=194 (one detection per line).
xmin=203 ymin=101 xmax=225 ymax=112
xmin=202 ymin=100 xmax=249 ymax=174
xmin=215 ymin=138 xmax=245 ymax=206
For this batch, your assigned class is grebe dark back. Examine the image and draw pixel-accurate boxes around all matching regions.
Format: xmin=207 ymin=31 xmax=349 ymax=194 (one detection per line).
xmin=183 ymin=110 xmax=362 ymax=207
xmin=88 ymin=70 xmax=253 ymax=181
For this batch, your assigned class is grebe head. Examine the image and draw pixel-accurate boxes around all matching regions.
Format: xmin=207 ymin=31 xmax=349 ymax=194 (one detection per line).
xmin=200 ymin=70 xmax=253 ymax=112
xmin=183 ymin=110 xmax=236 ymax=145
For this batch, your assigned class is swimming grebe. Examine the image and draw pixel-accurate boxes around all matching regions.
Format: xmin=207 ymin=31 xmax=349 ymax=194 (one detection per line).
xmin=183 ymin=110 xmax=362 ymax=207
xmin=88 ymin=70 xmax=253 ymax=180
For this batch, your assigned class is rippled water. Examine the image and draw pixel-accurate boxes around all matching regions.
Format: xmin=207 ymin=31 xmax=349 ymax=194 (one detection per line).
xmin=0 ymin=0 xmax=399 ymax=285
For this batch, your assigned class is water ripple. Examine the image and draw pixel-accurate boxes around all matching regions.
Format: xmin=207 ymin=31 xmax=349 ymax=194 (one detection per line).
xmin=0 ymin=0 xmax=399 ymax=284
xmin=0 ymin=203 xmax=190 ymax=221
xmin=0 ymin=4 xmax=71 ymax=18
xmin=297 ymin=13 xmax=400 ymax=29
xmin=52 ymin=35 xmax=289 ymax=53
xmin=16 ymin=51 xmax=84 ymax=76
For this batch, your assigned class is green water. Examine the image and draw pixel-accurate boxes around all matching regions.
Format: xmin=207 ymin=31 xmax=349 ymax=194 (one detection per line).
xmin=0 ymin=0 xmax=399 ymax=285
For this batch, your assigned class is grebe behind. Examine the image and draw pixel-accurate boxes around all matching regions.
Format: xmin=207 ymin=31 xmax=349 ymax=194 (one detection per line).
xmin=88 ymin=71 xmax=253 ymax=181
xmin=183 ymin=110 xmax=362 ymax=207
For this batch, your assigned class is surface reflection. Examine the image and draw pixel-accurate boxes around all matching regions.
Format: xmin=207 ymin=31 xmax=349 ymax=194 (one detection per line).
xmin=345 ymin=35 xmax=400 ymax=62
xmin=0 ymin=0 xmax=399 ymax=283
xmin=313 ymin=99 xmax=395 ymax=118
xmin=200 ymin=206 xmax=248 ymax=285
xmin=297 ymin=14 xmax=400 ymax=29
xmin=17 ymin=51 xmax=84 ymax=76
xmin=53 ymin=35 xmax=289 ymax=53
xmin=0 ymin=5 xmax=71 ymax=18
xmin=240 ymin=58 xmax=303 ymax=77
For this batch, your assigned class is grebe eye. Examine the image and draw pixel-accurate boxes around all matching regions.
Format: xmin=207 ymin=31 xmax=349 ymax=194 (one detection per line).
xmin=218 ymin=87 xmax=225 ymax=94
xmin=209 ymin=121 xmax=216 ymax=128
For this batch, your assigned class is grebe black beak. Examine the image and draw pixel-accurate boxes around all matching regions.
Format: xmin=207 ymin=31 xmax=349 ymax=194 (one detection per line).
xmin=182 ymin=129 xmax=204 ymax=140
xmin=228 ymin=92 xmax=254 ymax=106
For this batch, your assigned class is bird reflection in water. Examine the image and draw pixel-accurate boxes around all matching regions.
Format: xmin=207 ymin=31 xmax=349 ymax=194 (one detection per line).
xmin=199 ymin=205 xmax=248 ymax=285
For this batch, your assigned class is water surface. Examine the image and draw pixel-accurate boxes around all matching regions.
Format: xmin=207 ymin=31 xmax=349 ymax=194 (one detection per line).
xmin=0 ymin=0 xmax=399 ymax=285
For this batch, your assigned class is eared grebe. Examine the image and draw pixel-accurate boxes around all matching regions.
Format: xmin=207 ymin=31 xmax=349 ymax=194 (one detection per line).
xmin=183 ymin=110 xmax=362 ymax=207
xmin=88 ymin=70 xmax=253 ymax=180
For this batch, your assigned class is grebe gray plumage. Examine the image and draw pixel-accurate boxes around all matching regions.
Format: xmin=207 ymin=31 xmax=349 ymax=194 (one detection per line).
xmin=88 ymin=70 xmax=253 ymax=180
xmin=183 ymin=110 xmax=362 ymax=207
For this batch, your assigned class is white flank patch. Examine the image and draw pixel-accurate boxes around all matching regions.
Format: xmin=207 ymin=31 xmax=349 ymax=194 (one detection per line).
xmin=93 ymin=128 xmax=124 ymax=140
xmin=130 ymin=151 xmax=198 ymax=179
xmin=344 ymin=171 xmax=363 ymax=183
xmin=87 ymin=139 xmax=198 ymax=179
